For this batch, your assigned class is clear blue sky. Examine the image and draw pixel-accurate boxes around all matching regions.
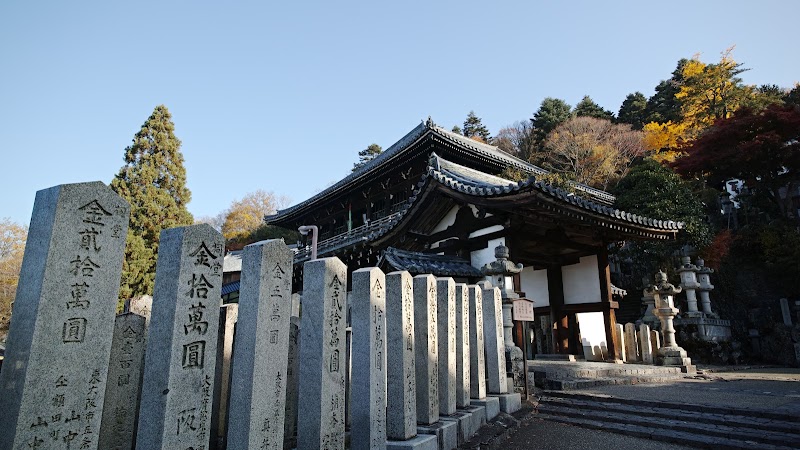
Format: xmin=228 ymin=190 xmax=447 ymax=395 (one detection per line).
xmin=1 ymin=1 xmax=797 ymax=226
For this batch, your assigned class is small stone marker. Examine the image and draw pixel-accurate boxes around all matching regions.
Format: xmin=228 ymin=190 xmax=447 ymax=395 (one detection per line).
xmin=211 ymin=303 xmax=238 ymax=449
xmin=297 ymin=257 xmax=348 ymax=450
xmin=386 ymin=271 xmax=417 ymax=441
xmin=615 ymin=323 xmax=626 ymax=362
xmin=351 ymin=267 xmax=388 ymax=450
xmin=98 ymin=312 xmax=147 ymax=450
xmin=227 ymin=240 xmax=293 ymax=450
xmin=480 ymin=282 xmax=508 ymax=394
xmin=624 ymin=323 xmax=639 ymax=362
xmin=284 ymin=316 xmax=301 ymax=445
xmin=413 ymin=274 xmax=438 ymax=425
xmin=650 ymin=329 xmax=661 ymax=356
xmin=638 ymin=324 xmax=653 ymax=364
xmin=436 ymin=277 xmax=457 ymax=416
xmin=135 ymin=224 xmax=224 ymax=450
xmin=0 ymin=182 xmax=129 ymax=450
xmin=454 ymin=284 xmax=471 ymax=408
xmin=125 ymin=294 xmax=153 ymax=327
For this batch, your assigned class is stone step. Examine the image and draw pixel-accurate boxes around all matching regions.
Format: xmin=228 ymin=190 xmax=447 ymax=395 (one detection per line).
xmin=543 ymin=391 xmax=800 ymax=424
xmin=535 ymin=374 xmax=685 ymax=390
xmin=537 ymin=402 xmax=800 ymax=448
xmin=536 ymin=413 xmax=799 ymax=450
xmin=539 ymin=395 xmax=799 ymax=435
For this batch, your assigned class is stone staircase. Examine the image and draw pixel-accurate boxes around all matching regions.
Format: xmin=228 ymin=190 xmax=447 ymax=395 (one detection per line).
xmin=530 ymin=361 xmax=688 ymax=391
xmin=536 ymin=391 xmax=800 ymax=449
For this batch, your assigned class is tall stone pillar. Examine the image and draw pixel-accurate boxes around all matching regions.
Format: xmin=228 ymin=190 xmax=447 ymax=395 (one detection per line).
xmin=0 ymin=182 xmax=129 ymax=450
xmin=136 ymin=224 xmax=225 ymax=450
xmin=296 ymin=257 xmax=348 ymax=450
xmin=226 ymin=240 xmax=293 ymax=450
xmin=640 ymin=276 xmax=658 ymax=327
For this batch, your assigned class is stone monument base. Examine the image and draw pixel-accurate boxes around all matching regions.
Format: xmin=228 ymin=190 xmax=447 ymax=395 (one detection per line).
xmin=387 ymin=434 xmax=438 ymax=450
xmin=657 ymin=346 xmax=693 ymax=367
xmin=462 ymin=405 xmax=486 ymax=433
xmin=471 ymin=397 xmax=500 ymax=421
xmin=440 ymin=410 xmax=474 ymax=444
xmin=417 ymin=420 xmax=458 ymax=450
xmin=489 ymin=393 xmax=521 ymax=414
xmin=674 ymin=316 xmax=732 ymax=341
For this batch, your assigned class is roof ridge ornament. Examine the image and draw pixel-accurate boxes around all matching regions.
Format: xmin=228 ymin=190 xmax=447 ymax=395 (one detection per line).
xmin=425 ymin=116 xmax=436 ymax=129
xmin=428 ymin=152 xmax=441 ymax=171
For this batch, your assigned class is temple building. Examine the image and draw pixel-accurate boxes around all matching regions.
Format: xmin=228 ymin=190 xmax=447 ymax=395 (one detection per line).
xmin=264 ymin=118 xmax=683 ymax=360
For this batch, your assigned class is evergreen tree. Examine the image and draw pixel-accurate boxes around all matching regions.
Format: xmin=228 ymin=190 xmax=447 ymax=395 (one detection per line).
xmin=451 ymin=125 xmax=463 ymax=135
xmin=785 ymin=84 xmax=800 ymax=108
xmin=530 ymin=97 xmax=573 ymax=144
xmin=462 ymin=111 xmax=491 ymax=142
xmin=617 ymin=92 xmax=648 ymax=129
xmin=573 ymin=95 xmax=614 ymax=120
xmin=645 ymin=58 xmax=688 ymax=124
xmin=352 ymin=143 xmax=383 ymax=172
xmin=111 ymin=105 xmax=193 ymax=300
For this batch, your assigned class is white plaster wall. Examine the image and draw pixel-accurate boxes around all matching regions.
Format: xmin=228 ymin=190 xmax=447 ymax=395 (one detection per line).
xmin=470 ymin=237 xmax=505 ymax=276
xmin=562 ymin=255 xmax=601 ymax=305
xmin=577 ymin=311 xmax=607 ymax=361
xmin=431 ymin=205 xmax=460 ymax=233
xmin=468 ymin=224 xmax=504 ymax=238
xmin=519 ymin=266 xmax=549 ymax=307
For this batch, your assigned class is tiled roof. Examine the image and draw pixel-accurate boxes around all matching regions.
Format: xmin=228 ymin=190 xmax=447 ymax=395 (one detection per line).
xmin=268 ymin=118 xmax=615 ymax=223
xmin=380 ymin=247 xmax=484 ymax=278
xmin=221 ymin=281 xmax=240 ymax=296
xmin=428 ymin=154 xmax=683 ymax=232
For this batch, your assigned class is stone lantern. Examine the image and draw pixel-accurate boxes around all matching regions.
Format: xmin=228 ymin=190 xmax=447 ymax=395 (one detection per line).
xmin=481 ymin=244 xmax=526 ymax=393
xmin=696 ymin=258 xmax=717 ymax=318
xmin=640 ymin=276 xmax=659 ymax=327
xmin=677 ymin=256 xmax=702 ymax=317
xmin=646 ymin=270 xmax=694 ymax=371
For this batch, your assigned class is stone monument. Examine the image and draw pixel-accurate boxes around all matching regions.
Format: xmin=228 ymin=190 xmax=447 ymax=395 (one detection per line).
xmin=211 ymin=303 xmax=238 ymax=450
xmin=226 ymin=240 xmax=294 ymax=450
xmin=435 ymin=277 xmax=457 ymax=417
xmin=696 ymin=258 xmax=716 ymax=317
xmin=98 ymin=312 xmax=146 ymax=450
xmin=677 ymin=256 xmax=701 ymax=317
xmin=0 ymin=182 xmax=129 ymax=450
xmin=135 ymin=224 xmax=224 ymax=450
xmin=296 ymin=257 xmax=348 ymax=450
xmin=351 ymin=267 xmax=388 ymax=450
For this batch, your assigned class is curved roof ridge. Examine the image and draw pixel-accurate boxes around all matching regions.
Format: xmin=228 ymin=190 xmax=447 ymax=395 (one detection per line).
xmin=426 ymin=154 xmax=683 ymax=232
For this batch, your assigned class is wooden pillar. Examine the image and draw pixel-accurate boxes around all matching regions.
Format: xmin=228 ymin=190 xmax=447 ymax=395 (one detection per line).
xmin=547 ymin=265 xmax=569 ymax=354
xmin=596 ymin=247 xmax=619 ymax=360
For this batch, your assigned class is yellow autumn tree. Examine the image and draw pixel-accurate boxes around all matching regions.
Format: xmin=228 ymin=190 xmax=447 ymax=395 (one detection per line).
xmin=676 ymin=48 xmax=753 ymax=131
xmin=642 ymin=121 xmax=690 ymax=162
xmin=221 ymin=190 xmax=290 ymax=242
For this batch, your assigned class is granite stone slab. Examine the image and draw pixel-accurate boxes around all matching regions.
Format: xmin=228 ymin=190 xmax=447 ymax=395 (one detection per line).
xmin=471 ymin=397 xmax=500 ymax=422
xmin=227 ymin=240 xmax=293 ymax=450
xmin=0 ymin=182 xmax=129 ymax=450
xmin=98 ymin=312 xmax=146 ymax=450
xmin=436 ymin=278 xmax=457 ymax=416
xmin=453 ymin=284 xmax=470 ymax=409
xmin=211 ymin=303 xmax=238 ymax=449
xmin=296 ymin=257 xmax=348 ymax=450
xmin=386 ymin=271 xmax=417 ymax=440
xmin=351 ymin=267 xmax=388 ymax=450
xmin=135 ymin=224 xmax=224 ymax=450
xmin=284 ymin=316 xmax=300 ymax=445
xmin=413 ymin=274 xmax=438 ymax=425
xmin=467 ymin=285 xmax=486 ymax=400
xmin=386 ymin=433 xmax=438 ymax=450
xmin=480 ymin=283 xmax=507 ymax=395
